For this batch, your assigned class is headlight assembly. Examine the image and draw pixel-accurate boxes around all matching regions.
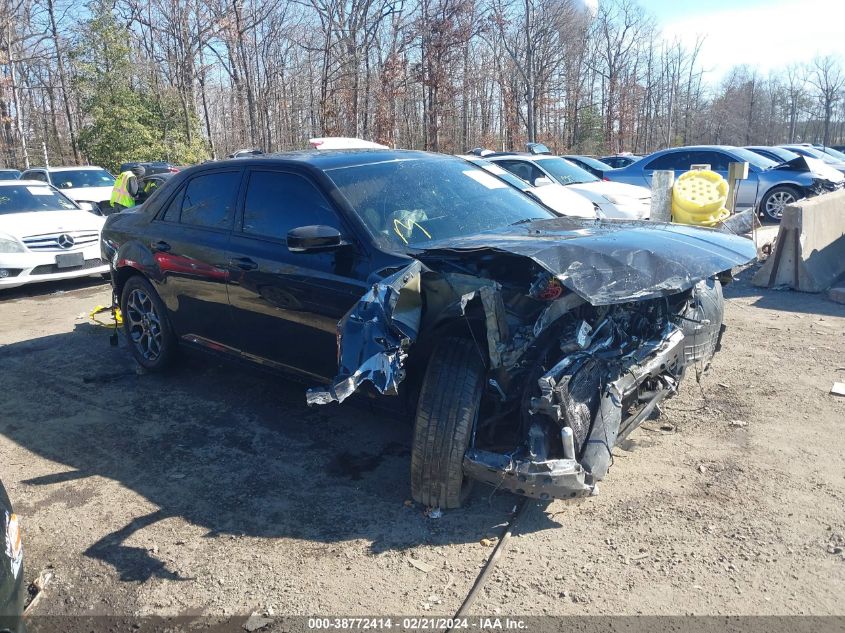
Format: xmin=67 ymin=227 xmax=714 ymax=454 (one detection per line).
xmin=0 ymin=235 xmax=26 ymax=254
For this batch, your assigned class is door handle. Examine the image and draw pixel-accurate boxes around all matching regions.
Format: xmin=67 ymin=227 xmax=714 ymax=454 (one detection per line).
xmin=152 ymin=240 xmax=171 ymax=252
xmin=231 ymin=257 xmax=258 ymax=271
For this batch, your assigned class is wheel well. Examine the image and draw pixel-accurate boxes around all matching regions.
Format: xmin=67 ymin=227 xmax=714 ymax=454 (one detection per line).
xmin=113 ymin=266 xmax=144 ymax=301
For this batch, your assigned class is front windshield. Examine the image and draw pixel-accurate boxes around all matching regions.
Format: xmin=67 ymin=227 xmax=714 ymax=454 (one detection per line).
xmin=571 ymin=156 xmax=612 ymax=171
xmin=819 ymin=146 xmax=845 ymax=161
xmin=327 ymin=157 xmax=555 ymax=247
xmin=535 ymin=157 xmax=598 ymax=184
xmin=729 ymin=147 xmax=777 ymax=170
xmin=752 ymin=147 xmax=799 ymax=163
xmin=786 ymin=146 xmax=838 ymax=164
xmin=52 ymin=169 xmax=115 ymax=189
xmin=0 ymin=184 xmax=79 ymax=215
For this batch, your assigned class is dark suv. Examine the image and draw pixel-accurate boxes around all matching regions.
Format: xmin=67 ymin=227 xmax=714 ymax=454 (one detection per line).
xmin=101 ymin=150 xmax=755 ymax=508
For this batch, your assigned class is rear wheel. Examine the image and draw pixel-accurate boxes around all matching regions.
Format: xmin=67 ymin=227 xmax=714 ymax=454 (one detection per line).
xmin=411 ymin=337 xmax=485 ymax=509
xmin=120 ymin=275 xmax=176 ymax=371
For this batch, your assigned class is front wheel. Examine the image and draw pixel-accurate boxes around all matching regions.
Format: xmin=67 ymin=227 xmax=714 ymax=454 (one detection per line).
xmin=120 ymin=275 xmax=176 ymax=371
xmin=410 ymin=337 xmax=485 ymax=509
xmin=760 ymin=186 xmax=800 ymax=222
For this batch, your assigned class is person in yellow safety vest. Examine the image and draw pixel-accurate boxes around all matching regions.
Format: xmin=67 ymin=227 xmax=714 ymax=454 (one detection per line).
xmin=110 ymin=165 xmax=146 ymax=211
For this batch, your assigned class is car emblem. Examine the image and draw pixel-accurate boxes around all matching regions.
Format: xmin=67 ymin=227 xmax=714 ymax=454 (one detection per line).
xmin=57 ymin=234 xmax=75 ymax=249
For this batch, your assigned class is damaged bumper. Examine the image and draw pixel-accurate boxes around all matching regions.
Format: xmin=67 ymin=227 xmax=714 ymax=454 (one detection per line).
xmin=463 ymin=327 xmax=686 ymax=501
xmin=463 ymin=449 xmax=592 ymax=500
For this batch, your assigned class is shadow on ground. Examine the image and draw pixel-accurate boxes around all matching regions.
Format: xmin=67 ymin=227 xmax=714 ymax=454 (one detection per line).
xmin=724 ymin=267 xmax=845 ymax=318
xmin=0 ymin=321 xmax=560 ymax=583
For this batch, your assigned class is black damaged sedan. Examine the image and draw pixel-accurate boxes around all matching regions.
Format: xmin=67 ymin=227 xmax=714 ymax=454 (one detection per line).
xmin=101 ymin=150 xmax=756 ymax=508
xmin=0 ymin=480 xmax=24 ymax=633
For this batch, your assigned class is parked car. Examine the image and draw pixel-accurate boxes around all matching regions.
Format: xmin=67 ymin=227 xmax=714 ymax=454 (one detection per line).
xmin=229 ymin=148 xmax=264 ymax=158
xmin=309 ymin=137 xmax=389 ymax=150
xmin=20 ymin=165 xmax=115 ymax=215
xmin=606 ymin=145 xmax=844 ymax=221
xmin=118 ymin=161 xmax=181 ymax=176
xmin=779 ymin=145 xmax=845 ymax=173
xmin=459 ymin=155 xmax=597 ymax=218
xmin=102 ymin=150 xmax=755 ymax=508
xmin=600 ymin=154 xmax=641 ymax=169
xmin=562 ymin=155 xmax=614 ymax=179
xmin=0 ymin=180 xmax=110 ymax=289
xmin=811 ymin=144 xmax=845 ymax=163
xmin=0 ymin=479 xmax=24 ymax=633
xmin=744 ymin=146 xmax=801 ymax=164
xmin=0 ymin=170 xmax=21 ymax=181
xmin=484 ymin=152 xmax=651 ymax=219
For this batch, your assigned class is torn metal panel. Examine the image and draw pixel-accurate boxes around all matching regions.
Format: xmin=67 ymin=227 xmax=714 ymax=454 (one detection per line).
xmin=458 ymin=284 xmax=508 ymax=368
xmin=418 ymin=217 xmax=757 ymax=305
xmin=306 ymin=261 xmax=423 ymax=405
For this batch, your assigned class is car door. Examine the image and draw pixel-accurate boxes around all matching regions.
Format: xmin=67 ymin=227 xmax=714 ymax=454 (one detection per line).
xmin=148 ymin=168 xmax=243 ymax=347
xmin=640 ymin=151 xmax=692 ymax=187
xmin=225 ymin=167 xmax=372 ymax=381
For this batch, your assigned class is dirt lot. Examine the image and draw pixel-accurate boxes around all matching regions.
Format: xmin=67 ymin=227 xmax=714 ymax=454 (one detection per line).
xmin=0 ymin=270 xmax=843 ymax=622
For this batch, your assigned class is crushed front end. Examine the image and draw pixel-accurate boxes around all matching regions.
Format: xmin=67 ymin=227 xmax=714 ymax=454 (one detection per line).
xmin=309 ymin=218 xmax=755 ymax=502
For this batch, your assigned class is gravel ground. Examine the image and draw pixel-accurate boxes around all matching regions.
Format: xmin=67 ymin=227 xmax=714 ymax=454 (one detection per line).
xmin=0 ymin=270 xmax=843 ymax=622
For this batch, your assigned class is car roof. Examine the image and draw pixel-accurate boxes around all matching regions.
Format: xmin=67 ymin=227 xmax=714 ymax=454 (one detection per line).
xmin=0 ymin=179 xmax=57 ymax=187
xmin=198 ymin=148 xmax=449 ymax=171
xmin=25 ymin=165 xmax=107 ymax=172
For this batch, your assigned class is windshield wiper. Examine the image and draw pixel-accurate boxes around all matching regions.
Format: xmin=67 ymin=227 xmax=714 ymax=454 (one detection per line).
xmin=509 ymin=217 xmax=537 ymax=226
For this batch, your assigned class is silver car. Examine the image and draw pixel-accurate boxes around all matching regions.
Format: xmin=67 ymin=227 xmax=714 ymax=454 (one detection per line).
xmin=605 ymin=145 xmax=844 ymax=221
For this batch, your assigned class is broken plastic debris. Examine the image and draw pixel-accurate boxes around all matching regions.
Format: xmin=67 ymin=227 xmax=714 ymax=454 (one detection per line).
xmin=425 ymin=507 xmax=443 ymax=519
xmin=576 ymin=320 xmax=593 ymax=348
xmin=408 ymin=557 xmax=434 ymax=573
xmin=830 ymin=382 xmax=845 ymax=397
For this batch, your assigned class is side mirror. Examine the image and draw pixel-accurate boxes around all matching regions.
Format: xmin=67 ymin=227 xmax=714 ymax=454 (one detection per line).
xmin=76 ymin=201 xmax=94 ymax=211
xmin=287 ymin=225 xmax=343 ymax=253
xmin=534 ymin=176 xmax=553 ymax=187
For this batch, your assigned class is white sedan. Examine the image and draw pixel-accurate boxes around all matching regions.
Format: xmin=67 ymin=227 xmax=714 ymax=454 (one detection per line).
xmin=0 ymin=180 xmax=109 ymax=290
xmin=20 ymin=165 xmax=115 ymax=214
xmin=459 ymin=155 xmax=597 ymax=218
xmin=486 ymin=153 xmax=652 ymax=219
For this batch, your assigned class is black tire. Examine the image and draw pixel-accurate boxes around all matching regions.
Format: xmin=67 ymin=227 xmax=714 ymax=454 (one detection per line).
xmin=120 ymin=275 xmax=176 ymax=371
xmin=759 ymin=185 xmax=800 ymax=222
xmin=411 ymin=337 xmax=485 ymax=509
xmin=679 ymin=278 xmax=724 ymax=368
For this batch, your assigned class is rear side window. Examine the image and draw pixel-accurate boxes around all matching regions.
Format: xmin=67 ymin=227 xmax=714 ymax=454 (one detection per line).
xmin=644 ymin=152 xmax=690 ymax=171
xmin=24 ymin=171 xmax=49 ymax=183
xmin=496 ymin=160 xmax=545 ymax=185
xmin=241 ymin=170 xmax=340 ymax=241
xmin=178 ymin=171 xmax=240 ymax=229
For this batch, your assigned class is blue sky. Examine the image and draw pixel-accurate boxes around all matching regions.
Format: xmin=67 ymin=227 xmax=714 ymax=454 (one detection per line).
xmin=636 ymin=0 xmax=845 ymax=78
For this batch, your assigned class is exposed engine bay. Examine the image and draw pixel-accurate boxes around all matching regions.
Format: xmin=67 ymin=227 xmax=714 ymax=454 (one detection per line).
xmin=307 ymin=218 xmax=755 ymax=500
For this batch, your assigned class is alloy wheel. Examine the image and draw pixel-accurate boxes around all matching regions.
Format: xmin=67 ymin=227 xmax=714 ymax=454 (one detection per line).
xmin=765 ymin=190 xmax=796 ymax=219
xmin=125 ymin=288 xmax=163 ymax=361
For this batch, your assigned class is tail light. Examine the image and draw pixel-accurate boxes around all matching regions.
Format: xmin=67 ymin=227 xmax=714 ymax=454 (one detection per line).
xmin=168 ymin=167 xmax=179 ymax=173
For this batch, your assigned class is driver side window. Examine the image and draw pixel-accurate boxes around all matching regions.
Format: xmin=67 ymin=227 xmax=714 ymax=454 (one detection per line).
xmin=241 ymin=170 xmax=341 ymax=242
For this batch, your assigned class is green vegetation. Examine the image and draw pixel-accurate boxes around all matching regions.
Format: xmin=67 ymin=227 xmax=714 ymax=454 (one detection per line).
xmin=75 ymin=1 xmax=207 ymax=172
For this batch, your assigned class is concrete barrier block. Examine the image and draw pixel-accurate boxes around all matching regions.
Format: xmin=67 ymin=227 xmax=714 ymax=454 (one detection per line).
xmin=752 ymin=189 xmax=845 ymax=292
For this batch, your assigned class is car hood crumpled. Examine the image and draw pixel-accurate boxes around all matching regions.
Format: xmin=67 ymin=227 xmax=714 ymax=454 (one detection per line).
xmin=416 ymin=217 xmax=757 ymax=305
xmin=770 ymin=155 xmax=845 ymax=183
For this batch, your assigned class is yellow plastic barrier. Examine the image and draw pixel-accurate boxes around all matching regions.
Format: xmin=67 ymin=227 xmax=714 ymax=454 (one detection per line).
xmin=672 ymin=170 xmax=731 ymax=227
